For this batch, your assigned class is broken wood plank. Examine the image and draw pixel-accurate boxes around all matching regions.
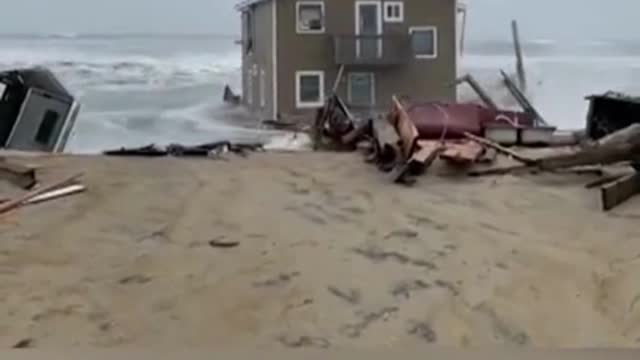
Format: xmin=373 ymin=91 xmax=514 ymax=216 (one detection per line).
xmin=440 ymin=140 xmax=485 ymax=165
xmin=467 ymin=164 xmax=530 ymax=177
xmin=601 ymin=172 xmax=640 ymax=211
xmin=25 ymin=184 xmax=86 ymax=205
xmin=585 ymin=174 xmax=626 ymax=189
xmin=0 ymin=173 xmax=84 ymax=215
xmin=0 ymin=159 xmax=37 ymax=190
xmin=391 ymin=95 xmax=420 ymax=159
xmin=463 ymin=132 xmax=537 ymax=165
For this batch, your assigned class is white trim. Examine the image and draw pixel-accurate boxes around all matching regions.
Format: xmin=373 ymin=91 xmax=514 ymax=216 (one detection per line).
xmin=272 ymin=1 xmax=278 ymax=119
xmin=383 ymin=1 xmax=404 ymax=23
xmin=409 ymin=26 xmax=438 ymax=59
xmin=347 ymin=72 xmax=376 ymax=107
xmin=53 ymin=100 xmax=81 ymax=153
xmin=355 ymin=1 xmax=383 ymax=58
xmin=296 ymin=1 xmax=325 ymax=34
xmin=295 ymin=70 xmax=325 ymax=109
xmin=260 ymin=68 xmax=266 ymax=108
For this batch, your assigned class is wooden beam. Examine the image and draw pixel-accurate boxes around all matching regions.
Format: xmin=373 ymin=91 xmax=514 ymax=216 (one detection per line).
xmin=511 ymin=20 xmax=526 ymax=93
xmin=585 ymin=174 xmax=626 ymax=189
xmin=463 ymin=132 xmax=537 ymax=165
xmin=454 ymin=74 xmax=498 ymax=110
xmin=601 ymin=172 xmax=640 ymax=211
xmin=0 ymin=173 xmax=83 ymax=215
xmin=0 ymin=159 xmax=37 ymax=190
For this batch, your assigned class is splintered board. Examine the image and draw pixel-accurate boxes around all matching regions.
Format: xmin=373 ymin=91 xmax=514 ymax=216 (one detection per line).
xmin=601 ymin=172 xmax=640 ymax=211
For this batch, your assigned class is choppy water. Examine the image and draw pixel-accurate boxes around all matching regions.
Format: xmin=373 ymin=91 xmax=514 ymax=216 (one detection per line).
xmin=1 ymin=34 xmax=639 ymax=153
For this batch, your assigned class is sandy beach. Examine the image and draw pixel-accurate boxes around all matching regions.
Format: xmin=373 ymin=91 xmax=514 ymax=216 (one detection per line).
xmin=1 ymin=150 xmax=640 ymax=348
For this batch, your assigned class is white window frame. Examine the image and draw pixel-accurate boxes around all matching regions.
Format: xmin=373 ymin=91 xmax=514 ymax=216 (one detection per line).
xmin=383 ymin=1 xmax=404 ymax=23
xmin=347 ymin=72 xmax=376 ymax=107
xmin=295 ymin=70 xmax=325 ymax=109
xmin=409 ymin=26 xmax=438 ymax=59
xmin=296 ymin=1 xmax=326 ymax=34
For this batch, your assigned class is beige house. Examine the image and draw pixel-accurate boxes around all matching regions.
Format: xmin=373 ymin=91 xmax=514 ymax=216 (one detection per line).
xmin=235 ymin=0 xmax=467 ymax=122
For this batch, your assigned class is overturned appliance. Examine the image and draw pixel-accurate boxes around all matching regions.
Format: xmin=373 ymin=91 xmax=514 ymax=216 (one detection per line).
xmin=0 ymin=67 xmax=80 ymax=153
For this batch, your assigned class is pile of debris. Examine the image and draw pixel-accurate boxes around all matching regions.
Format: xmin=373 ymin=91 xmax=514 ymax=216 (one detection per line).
xmin=0 ymin=157 xmax=85 ymax=215
xmin=103 ymin=141 xmax=265 ymax=159
xmin=314 ymin=74 xmax=640 ymax=212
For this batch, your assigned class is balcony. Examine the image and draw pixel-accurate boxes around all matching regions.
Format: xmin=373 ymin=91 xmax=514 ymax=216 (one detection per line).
xmin=333 ymin=34 xmax=412 ymax=66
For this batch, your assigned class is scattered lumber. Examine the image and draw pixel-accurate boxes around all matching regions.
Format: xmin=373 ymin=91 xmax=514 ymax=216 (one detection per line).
xmin=0 ymin=173 xmax=83 ymax=215
xmin=463 ymin=132 xmax=537 ymax=165
xmin=601 ymin=173 xmax=640 ymax=211
xmin=468 ymin=164 xmax=530 ymax=177
xmin=0 ymin=159 xmax=37 ymax=190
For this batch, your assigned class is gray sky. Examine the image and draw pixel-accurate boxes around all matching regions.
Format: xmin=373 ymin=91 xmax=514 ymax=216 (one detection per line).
xmin=0 ymin=0 xmax=637 ymax=41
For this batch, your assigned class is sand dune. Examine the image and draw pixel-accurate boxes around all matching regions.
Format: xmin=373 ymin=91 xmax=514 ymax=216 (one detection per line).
xmin=1 ymin=152 xmax=640 ymax=348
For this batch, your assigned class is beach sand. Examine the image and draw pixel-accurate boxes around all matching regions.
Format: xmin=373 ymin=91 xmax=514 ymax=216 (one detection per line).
xmin=1 ymin=151 xmax=640 ymax=348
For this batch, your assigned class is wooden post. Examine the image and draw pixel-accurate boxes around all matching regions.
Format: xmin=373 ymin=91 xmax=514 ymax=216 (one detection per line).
xmin=511 ymin=20 xmax=526 ymax=93
xmin=463 ymin=132 xmax=537 ymax=165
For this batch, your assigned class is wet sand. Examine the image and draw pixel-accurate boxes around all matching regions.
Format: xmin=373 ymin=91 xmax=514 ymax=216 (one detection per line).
xmin=1 ymin=151 xmax=640 ymax=348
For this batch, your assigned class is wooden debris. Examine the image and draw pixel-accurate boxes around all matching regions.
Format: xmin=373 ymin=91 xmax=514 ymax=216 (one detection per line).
xmin=585 ymin=174 xmax=627 ymax=189
xmin=440 ymin=140 xmax=485 ymax=165
xmin=601 ymin=173 xmax=640 ymax=211
xmin=453 ymin=74 xmax=498 ymax=110
xmin=468 ymin=164 xmax=530 ymax=177
xmin=208 ymin=236 xmax=240 ymax=248
xmin=0 ymin=173 xmax=83 ymax=215
xmin=25 ymin=184 xmax=86 ymax=205
xmin=464 ymin=132 xmax=537 ymax=165
xmin=12 ymin=338 xmax=34 ymax=349
xmin=0 ymin=159 xmax=37 ymax=190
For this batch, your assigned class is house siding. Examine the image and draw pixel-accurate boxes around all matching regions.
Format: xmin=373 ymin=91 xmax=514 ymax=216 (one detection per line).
xmin=275 ymin=0 xmax=457 ymax=121
xmin=241 ymin=0 xmax=276 ymax=120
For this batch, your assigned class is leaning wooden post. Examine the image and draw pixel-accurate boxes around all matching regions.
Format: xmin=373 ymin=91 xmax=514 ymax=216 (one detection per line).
xmin=511 ymin=20 xmax=526 ymax=93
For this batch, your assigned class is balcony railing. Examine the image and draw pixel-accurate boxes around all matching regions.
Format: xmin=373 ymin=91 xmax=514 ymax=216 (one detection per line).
xmin=333 ymin=34 xmax=412 ymax=66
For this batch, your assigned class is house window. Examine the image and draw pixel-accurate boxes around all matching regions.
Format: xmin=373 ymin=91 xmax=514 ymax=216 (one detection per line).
xmin=296 ymin=1 xmax=325 ymax=34
xmin=35 ymin=110 xmax=59 ymax=145
xmin=384 ymin=1 xmax=404 ymax=23
xmin=243 ymin=9 xmax=255 ymax=54
xmin=410 ymin=26 xmax=438 ymax=59
xmin=348 ymin=73 xmax=375 ymax=107
xmin=295 ymin=71 xmax=325 ymax=108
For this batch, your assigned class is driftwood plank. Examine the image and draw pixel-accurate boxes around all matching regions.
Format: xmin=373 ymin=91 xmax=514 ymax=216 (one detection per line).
xmin=464 ymin=132 xmax=537 ymax=165
xmin=601 ymin=173 xmax=640 ymax=211
xmin=0 ymin=173 xmax=83 ymax=215
xmin=0 ymin=160 xmax=36 ymax=190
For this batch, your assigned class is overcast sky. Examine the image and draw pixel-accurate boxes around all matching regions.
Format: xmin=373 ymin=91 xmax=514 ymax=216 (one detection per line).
xmin=0 ymin=0 xmax=637 ymax=41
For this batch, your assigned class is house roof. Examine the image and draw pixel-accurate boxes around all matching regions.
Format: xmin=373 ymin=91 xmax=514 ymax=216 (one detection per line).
xmin=235 ymin=0 xmax=272 ymax=11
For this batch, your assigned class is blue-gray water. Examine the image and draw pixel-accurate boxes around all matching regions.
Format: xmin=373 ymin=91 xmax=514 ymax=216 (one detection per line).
xmin=1 ymin=34 xmax=639 ymax=153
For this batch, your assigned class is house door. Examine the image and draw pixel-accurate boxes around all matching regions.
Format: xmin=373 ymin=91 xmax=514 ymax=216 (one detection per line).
xmin=356 ymin=1 xmax=382 ymax=59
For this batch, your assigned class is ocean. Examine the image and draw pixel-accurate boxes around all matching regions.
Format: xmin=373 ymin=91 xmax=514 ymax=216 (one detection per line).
xmin=1 ymin=34 xmax=639 ymax=153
